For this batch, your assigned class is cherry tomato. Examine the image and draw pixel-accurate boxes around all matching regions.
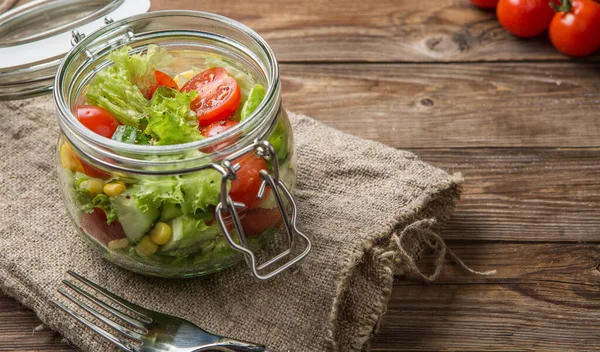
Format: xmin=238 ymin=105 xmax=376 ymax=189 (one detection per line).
xmin=77 ymin=105 xmax=120 ymax=138
xmin=497 ymin=0 xmax=555 ymax=37
xmin=180 ymin=67 xmax=241 ymax=126
xmin=201 ymin=120 xmax=239 ymax=153
xmin=549 ymin=0 xmax=600 ymax=57
xmin=471 ymin=0 xmax=499 ymax=9
xmin=147 ymin=70 xmax=179 ymax=98
xmin=80 ymin=208 xmax=126 ymax=245
xmin=229 ymin=153 xmax=269 ymax=209
xmin=240 ymin=207 xmax=283 ymax=236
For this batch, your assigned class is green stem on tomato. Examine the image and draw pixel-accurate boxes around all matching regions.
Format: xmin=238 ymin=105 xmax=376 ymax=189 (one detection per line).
xmin=550 ymin=0 xmax=571 ymax=12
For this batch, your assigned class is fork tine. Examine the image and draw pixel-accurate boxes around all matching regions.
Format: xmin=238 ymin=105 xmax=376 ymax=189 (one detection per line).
xmin=67 ymin=271 xmax=152 ymax=322
xmin=59 ymin=288 xmax=145 ymax=342
xmin=62 ymin=280 xmax=147 ymax=330
xmin=53 ymin=300 xmax=135 ymax=352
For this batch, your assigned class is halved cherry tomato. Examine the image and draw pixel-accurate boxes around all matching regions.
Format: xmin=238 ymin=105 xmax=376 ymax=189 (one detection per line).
xmin=549 ymin=0 xmax=600 ymax=57
xmin=201 ymin=120 xmax=239 ymax=153
xmin=229 ymin=153 xmax=269 ymax=209
xmin=180 ymin=67 xmax=241 ymax=126
xmin=80 ymin=208 xmax=126 ymax=245
xmin=77 ymin=105 xmax=120 ymax=138
xmin=147 ymin=70 xmax=179 ymax=98
xmin=240 ymin=207 xmax=283 ymax=236
xmin=470 ymin=0 xmax=499 ymax=9
xmin=497 ymin=0 xmax=555 ymax=38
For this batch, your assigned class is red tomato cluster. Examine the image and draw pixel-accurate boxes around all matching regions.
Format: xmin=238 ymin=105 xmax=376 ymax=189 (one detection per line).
xmin=471 ymin=0 xmax=600 ymax=57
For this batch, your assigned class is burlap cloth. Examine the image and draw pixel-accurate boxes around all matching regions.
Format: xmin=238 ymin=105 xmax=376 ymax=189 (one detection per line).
xmin=0 ymin=96 xmax=467 ymax=351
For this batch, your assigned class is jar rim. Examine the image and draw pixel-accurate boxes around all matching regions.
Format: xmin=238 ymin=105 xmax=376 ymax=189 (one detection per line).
xmin=54 ymin=10 xmax=280 ymax=157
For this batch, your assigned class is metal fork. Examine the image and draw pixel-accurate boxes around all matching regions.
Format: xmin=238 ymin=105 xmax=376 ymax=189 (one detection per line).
xmin=53 ymin=271 xmax=275 ymax=352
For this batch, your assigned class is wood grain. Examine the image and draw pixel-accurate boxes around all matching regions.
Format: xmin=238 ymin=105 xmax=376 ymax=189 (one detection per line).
xmin=280 ymin=62 xmax=600 ymax=148
xmin=417 ymin=148 xmax=600 ymax=242
xmin=151 ymin=0 xmax=600 ymax=63
xmin=3 ymin=242 xmax=599 ymax=351
xmin=0 ymin=297 xmax=70 ymax=351
xmin=370 ymin=242 xmax=600 ymax=351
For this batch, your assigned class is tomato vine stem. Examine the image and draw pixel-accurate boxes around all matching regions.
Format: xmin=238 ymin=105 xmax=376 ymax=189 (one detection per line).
xmin=550 ymin=0 xmax=572 ymax=12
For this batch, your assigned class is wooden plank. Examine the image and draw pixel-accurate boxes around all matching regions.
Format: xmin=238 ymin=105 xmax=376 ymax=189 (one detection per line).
xmin=0 ymin=297 xmax=71 ymax=351
xmin=416 ymin=148 xmax=600 ymax=242
xmin=370 ymin=242 xmax=600 ymax=351
xmin=153 ymin=0 xmax=600 ymax=63
xmin=280 ymin=62 xmax=600 ymax=148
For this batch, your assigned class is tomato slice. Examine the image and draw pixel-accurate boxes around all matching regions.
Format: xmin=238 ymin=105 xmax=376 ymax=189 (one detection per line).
xmin=80 ymin=208 xmax=126 ymax=245
xmin=240 ymin=207 xmax=283 ymax=236
xmin=180 ymin=67 xmax=241 ymax=126
xmin=148 ymin=70 xmax=179 ymax=98
xmin=229 ymin=153 xmax=270 ymax=209
xmin=201 ymin=120 xmax=238 ymax=153
xmin=77 ymin=105 xmax=120 ymax=138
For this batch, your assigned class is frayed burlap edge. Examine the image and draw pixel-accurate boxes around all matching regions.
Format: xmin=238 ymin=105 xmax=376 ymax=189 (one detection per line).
xmin=324 ymin=173 xmax=495 ymax=351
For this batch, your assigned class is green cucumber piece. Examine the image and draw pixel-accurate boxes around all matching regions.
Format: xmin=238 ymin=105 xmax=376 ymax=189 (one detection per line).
xmin=111 ymin=193 xmax=159 ymax=243
xmin=159 ymin=202 xmax=182 ymax=222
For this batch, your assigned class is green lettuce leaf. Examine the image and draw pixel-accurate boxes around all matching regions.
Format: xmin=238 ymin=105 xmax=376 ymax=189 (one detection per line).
xmin=129 ymin=169 xmax=223 ymax=217
xmin=109 ymin=45 xmax=175 ymax=95
xmin=240 ymin=84 xmax=267 ymax=121
xmin=86 ymin=66 xmax=148 ymax=127
xmin=86 ymin=45 xmax=175 ymax=128
xmin=179 ymin=170 xmax=223 ymax=214
xmin=269 ymin=120 xmax=288 ymax=161
xmin=111 ymin=125 xmax=150 ymax=145
xmin=144 ymin=87 xmax=203 ymax=145
xmin=129 ymin=176 xmax=185 ymax=207
xmin=92 ymin=194 xmax=117 ymax=224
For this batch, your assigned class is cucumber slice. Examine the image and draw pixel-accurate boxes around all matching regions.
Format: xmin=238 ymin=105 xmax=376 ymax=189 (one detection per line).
xmin=111 ymin=193 xmax=159 ymax=243
xmin=159 ymin=202 xmax=182 ymax=222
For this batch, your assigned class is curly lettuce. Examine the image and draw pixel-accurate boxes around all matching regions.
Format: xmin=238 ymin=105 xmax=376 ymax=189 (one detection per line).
xmin=92 ymin=194 xmax=117 ymax=224
xmin=144 ymin=87 xmax=202 ymax=145
xmin=86 ymin=45 xmax=175 ymax=128
xmin=109 ymin=45 xmax=175 ymax=96
xmin=130 ymin=169 xmax=223 ymax=216
xmin=86 ymin=67 xmax=148 ymax=127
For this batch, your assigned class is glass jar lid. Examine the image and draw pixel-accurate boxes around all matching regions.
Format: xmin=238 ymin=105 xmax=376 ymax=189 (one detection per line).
xmin=0 ymin=0 xmax=150 ymax=100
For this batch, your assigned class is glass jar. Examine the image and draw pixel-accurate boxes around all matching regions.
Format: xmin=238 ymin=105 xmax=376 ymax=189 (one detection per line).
xmin=53 ymin=11 xmax=311 ymax=279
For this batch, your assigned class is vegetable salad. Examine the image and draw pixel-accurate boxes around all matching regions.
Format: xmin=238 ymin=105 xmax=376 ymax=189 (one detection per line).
xmin=59 ymin=45 xmax=290 ymax=276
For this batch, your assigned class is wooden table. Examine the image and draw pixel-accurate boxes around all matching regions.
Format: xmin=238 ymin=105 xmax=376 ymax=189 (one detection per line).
xmin=3 ymin=0 xmax=600 ymax=351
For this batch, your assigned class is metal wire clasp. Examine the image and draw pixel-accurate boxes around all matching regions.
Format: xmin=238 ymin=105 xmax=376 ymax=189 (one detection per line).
xmin=214 ymin=140 xmax=312 ymax=280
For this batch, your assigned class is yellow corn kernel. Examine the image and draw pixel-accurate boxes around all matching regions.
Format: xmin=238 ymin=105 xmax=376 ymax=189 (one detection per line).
xmin=148 ymin=222 xmax=172 ymax=245
xmin=107 ymin=238 xmax=130 ymax=251
xmin=60 ymin=144 xmax=84 ymax=173
xmin=136 ymin=236 xmax=158 ymax=257
xmin=103 ymin=182 xmax=126 ymax=197
xmin=80 ymin=179 xmax=104 ymax=197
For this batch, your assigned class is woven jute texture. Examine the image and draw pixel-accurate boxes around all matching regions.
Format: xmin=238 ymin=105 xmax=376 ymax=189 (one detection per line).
xmin=0 ymin=96 xmax=463 ymax=352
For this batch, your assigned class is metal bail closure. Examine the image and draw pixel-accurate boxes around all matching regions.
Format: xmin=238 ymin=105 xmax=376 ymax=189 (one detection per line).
xmin=215 ymin=141 xmax=312 ymax=280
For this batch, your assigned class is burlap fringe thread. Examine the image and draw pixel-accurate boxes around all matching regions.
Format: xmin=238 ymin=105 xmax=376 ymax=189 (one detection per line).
xmin=392 ymin=218 xmax=496 ymax=282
